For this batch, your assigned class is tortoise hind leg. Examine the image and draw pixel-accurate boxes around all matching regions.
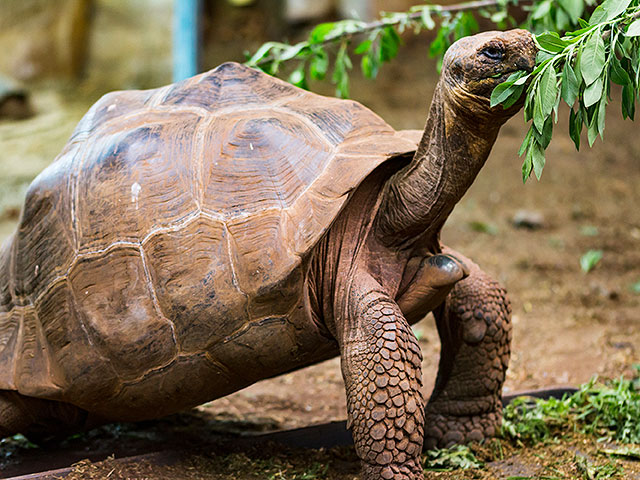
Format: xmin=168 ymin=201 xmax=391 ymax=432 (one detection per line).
xmin=424 ymin=248 xmax=511 ymax=449
xmin=0 ymin=391 xmax=36 ymax=438
xmin=0 ymin=390 xmax=89 ymax=440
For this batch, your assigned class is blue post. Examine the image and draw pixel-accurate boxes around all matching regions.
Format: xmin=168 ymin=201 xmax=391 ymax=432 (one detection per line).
xmin=173 ymin=0 xmax=200 ymax=82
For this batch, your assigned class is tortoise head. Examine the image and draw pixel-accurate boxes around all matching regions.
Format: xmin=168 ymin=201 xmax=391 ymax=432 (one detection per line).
xmin=441 ymin=29 xmax=537 ymax=115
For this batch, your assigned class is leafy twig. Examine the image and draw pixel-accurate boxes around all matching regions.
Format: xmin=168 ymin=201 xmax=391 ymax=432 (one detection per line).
xmin=492 ymin=0 xmax=640 ymax=181
xmin=245 ymin=0 xmax=640 ymax=180
xmin=245 ymin=0 xmax=525 ymax=97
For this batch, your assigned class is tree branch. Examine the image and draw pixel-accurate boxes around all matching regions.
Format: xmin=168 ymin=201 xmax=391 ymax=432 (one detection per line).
xmin=249 ymin=0 xmax=534 ymax=67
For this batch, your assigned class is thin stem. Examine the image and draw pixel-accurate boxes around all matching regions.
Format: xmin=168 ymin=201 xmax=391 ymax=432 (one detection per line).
xmin=251 ymin=0 xmax=534 ymax=67
xmin=321 ymin=0 xmax=510 ymax=42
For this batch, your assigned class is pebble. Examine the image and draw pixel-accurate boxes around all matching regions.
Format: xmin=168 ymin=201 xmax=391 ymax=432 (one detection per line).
xmin=512 ymin=209 xmax=545 ymax=230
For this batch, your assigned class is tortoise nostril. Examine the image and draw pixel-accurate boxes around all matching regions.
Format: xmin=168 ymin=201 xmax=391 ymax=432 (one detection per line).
xmin=513 ymin=55 xmax=536 ymax=73
xmin=516 ymin=55 xmax=535 ymax=73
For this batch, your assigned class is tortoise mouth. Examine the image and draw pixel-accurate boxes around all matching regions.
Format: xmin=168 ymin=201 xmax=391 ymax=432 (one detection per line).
xmin=495 ymin=69 xmax=519 ymax=83
xmin=475 ymin=68 xmax=530 ymax=100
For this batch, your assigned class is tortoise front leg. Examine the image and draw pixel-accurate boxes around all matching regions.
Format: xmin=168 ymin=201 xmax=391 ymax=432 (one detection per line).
xmin=338 ymin=274 xmax=425 ymax=480
xmin=424 ymin=248 xmax=512 ymax=449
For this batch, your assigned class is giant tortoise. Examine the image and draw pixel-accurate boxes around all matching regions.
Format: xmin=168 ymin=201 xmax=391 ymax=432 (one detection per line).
xmin=0 ymin=29 xmax=536 ymax=479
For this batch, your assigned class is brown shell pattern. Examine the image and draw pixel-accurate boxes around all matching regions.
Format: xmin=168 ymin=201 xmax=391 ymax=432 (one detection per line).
xmin=0 ymin=63 xmax=417 ymax=402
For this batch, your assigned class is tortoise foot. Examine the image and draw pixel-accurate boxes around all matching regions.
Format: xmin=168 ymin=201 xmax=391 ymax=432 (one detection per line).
xmin=423 ymin=407 xmax=501 ymax=450
xmin=361 ymin=460 xmax=424 ymax=480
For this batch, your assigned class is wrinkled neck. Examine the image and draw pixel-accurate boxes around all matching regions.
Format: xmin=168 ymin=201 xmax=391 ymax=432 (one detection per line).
xmin=374 ymin=82 xmax=504 ymax=249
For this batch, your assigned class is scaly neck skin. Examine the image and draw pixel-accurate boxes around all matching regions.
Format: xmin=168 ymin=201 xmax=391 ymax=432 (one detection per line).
xmin=374 ymin=81 xmax=508 ymax=249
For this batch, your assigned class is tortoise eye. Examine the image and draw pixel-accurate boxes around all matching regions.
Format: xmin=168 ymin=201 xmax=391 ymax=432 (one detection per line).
xmin=481 ymin=46 xmax=504 ymax=61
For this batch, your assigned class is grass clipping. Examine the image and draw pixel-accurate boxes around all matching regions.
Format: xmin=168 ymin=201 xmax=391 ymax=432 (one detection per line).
xmin=425 ymin=369 xmax=640 ymax=478
xmin=502 ymin=369 xmax=640 ymax=445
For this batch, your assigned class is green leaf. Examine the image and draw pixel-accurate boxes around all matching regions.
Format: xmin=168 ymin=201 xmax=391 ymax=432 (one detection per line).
xmin=600 ymin=446 xmax=640 ymax=459
xmin=454 ymin=11 xmax=479 ymax=40
xmin=580 ymin=250 xmax=603 ymax=273
xmin=503 ymin=84 xmax=526 ymax=109
xmin=332 ymin=43 xmax=352 ymax=98
xmin=538 ymin=64 xmax=558 ymax=117
xmin=587 ymin=108 xmax=599 ymax=146
xmin=536 ymin=50 xmax=556 ymax=65
xmin=490 ymin=81 xmax=517 ymax=107
xmin=533 ymin=115 xmax=554 ymax=149
xmin=584 ymin=76 xmax=604 ymax=107
xmin=532 ymin=0 xmax=552 ymax=19
xmin=559 ymin=0 xmax=584 ymax=23
xmin=468 ymin=220 xmax=498 ymax=235
xmin=561 ymin=61 xmax=580 ymax=106
xmin=627 ymin=18 xmax=640 ymax=36
xmin=569 ymin=107 xmax=583 ymax=150
xmin=609 ymin=55 xmax=631 ymax=85
xmin=631 ymin=280 xmax=640 ymax=294
xmin=590 ymin=0 xmax=631 ymax=23
xmin=522 ymin=146 xmax=534 ymax=182
xmin=421 ymin=8 xmax=435 ymax=29
xmin=596 ymin=96 xmax=606 ymax=136
xmin=429 ymin=28 xmax=447 ymax=58
xmin=536 ymin=32 xmax=569 ymax=53
xmin=380 ymin=26 xmax=401 ymax=61
xmin=425 ymin=445 xmax=484 ymax=470
xmin=288 ymin=67 xmax=308 ymax=89
xmin=279 ymin=43 xmax=310 ymax=62
xmin=622 ymin=83 xmax=636 ymax=119
xmin=580 ymin=32 xmax=606 ymax=85
xmin=518 ymin=127 xmax=534 ymax=156
xmin=361 ymin=51 xmax=380 ymax=79
xmin=309 ymin=49 xmax=328 ymax=80
xmin=309 ymin=23 xmax=335 ymax=44
xmin=589 ymin=5 xmax=606 ymax=23
xmin=531 ymin=140 xmax=546 ymax=180
xmin=354 ymin=39 xmax=372 ymax=55
xmin=245 ymin=42 xmax=277 ymax=66
xmin=534 ymin=87 xmax=546 ymax=132
xmin=554 ymin=7 xmax=571 ymax=30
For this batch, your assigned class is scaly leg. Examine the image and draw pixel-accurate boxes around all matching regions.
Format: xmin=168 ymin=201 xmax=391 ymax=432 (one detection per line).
xmin=0 ymin=390 xmax=89 ymax=440
xmin=338 ymin=273 xmax=425 ymax=480
xmin=424 ymin=248 xmax=512 ymax=449
xmin=0 ymin=391 xmax=36 ymax=438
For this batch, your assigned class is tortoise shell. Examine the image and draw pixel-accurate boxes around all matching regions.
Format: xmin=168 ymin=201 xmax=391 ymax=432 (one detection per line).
xmin=0 ymin=63 xmax=417 ymax=415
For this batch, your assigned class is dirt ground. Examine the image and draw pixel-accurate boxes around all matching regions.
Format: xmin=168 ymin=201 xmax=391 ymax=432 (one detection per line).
xmin=1 ymin=33 xmax=639 ymax=479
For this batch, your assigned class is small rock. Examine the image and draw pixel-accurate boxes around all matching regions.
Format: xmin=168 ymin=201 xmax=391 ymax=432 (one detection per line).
xmin=589 ymin=282 xmax=619 ymax=301
xmin=512 ymin=210 xmax=545 ymax=230
xmin=0 ymin=75 xmax=33 ymax=120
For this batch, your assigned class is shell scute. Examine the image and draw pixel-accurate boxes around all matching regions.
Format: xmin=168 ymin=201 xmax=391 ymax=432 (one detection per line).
xmin=70 ymin=89 xmax=158 ymax=143
xmin=225 ymin=211 xmax=300 ymax=315
xmin=160 ymin=62 xmax=299 ymax=112
xmin=34 ymin=280 xmax=120 ymax=403
xmin=200 ymin=112 xmax=333 ymax=217
xmin=75 ymin=114 xmax=201 ymax=253
xmin=14 ymin=307 xmax=65 ymax=397
xmin=0 ymin=309 xmax=19 ymax=389
xmin=67 ymin=246 xmax=177 ymax=381
xmin=142 ymin=216 xmax=249 ymax=354
xmin=12 ymin=155 xmax=76 ymax=303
